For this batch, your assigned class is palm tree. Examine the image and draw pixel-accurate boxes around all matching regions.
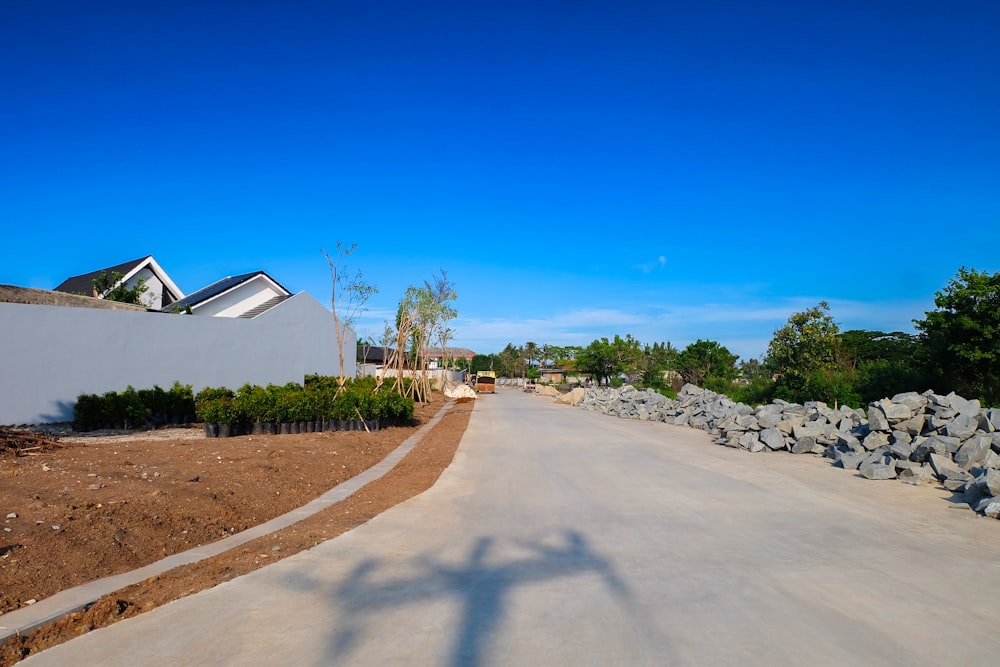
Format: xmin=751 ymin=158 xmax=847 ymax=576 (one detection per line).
xmin=524 ymin=341 xmax=540 ymax=372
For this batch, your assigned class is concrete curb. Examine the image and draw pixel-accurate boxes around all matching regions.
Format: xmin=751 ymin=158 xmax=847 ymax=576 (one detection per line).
xmin=0 ymin=400 xmax=456 ymax=642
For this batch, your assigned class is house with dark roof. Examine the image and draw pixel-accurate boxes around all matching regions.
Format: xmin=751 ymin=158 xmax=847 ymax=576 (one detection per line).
xmin=54 ymin=255 xmax=184 ymax=310
xmin=161 ymin=271 xmax=291 ymax=318
xmin=4 ymin=260 xmax=354 ymax=424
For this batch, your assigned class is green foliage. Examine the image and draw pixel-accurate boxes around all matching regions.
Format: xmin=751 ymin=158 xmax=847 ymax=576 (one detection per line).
xmin=331 ymin=390 xmax=359 ymax=421
xmin=469 ymin=354 xmax=495 ymax=373
xmin=74 ymin=382 xmax=193 ymax=430
xmin=575 ymin=335 xmax=645 ymax=385
xmin=676 ymin=339 xmax=738 ymax=387
xmin=837 ymin=329 xmax=928 ymax=403
xmin=766 ymin=301 xmax=846 ymax=403
xmin=703 ymin=376 xmax=735 ymax=395
xmin=854 ymin=359 xmax=927 ymax=404
xmin=304 ymin=374 xmax=340 ymax=391
xmin=915 ymin=267 xmax=1000 ymax=405
xmin=726 ymin=378 xmax=776 ymax=407
xmin=642 ymin=341 xmax=677 ymax=386
xmin=802 ymin=370 xmax=862 ymax=408
xmin=167 ymin=382 xmax=196 ymax=419
xmin=195 ymin=386 xmax=235 ymax=424
xmin=72 ymin=377 xmax=414 ymax=432
xmin=72 ymin=394 xmax=104 ymax=431
xmin=496 ymin=344 xmax=524 ymax=378
xmin=92 ymin=270 xmax=149 ymax=305
xmin=234 ymin=383 xmax=273 ymax=423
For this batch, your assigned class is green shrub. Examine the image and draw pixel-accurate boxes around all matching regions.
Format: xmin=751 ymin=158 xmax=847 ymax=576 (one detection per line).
xmin=725 ymin=378 xmax=775 ymax=407
xmin=196 ymin=396 xmax=236 ymax=425
xmin=167 ymin=382 xmax=195 ymax=421
xmin=234 ymin=384 xmax=272 ymax=423
xmin=195 ymin=386 xmax=235 ymax=423
xmin=332 ymin=390 xmax=359 ymax=421
xmin=73 ymin=393 xmax=103 ymax=431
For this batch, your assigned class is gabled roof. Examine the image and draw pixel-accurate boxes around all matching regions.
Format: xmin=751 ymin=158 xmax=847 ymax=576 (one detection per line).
xmin=358 ymin=345 xmax=395 ymax=364
xmin=162 ymin=271 xmax=290 ymax=312
xmin=54 ymin=255 xmax=184 ymax=304
xmin=55 ymin=256 xmax=150 ymax=296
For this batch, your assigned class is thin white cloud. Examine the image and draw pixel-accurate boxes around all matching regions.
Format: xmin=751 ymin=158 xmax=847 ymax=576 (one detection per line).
xmin=634 ymin=255 xmax=667 ymax=274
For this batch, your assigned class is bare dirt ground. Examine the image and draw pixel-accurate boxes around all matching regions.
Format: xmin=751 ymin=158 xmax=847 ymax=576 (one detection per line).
xmin=0 ymin=393 xmax=472 ymax=665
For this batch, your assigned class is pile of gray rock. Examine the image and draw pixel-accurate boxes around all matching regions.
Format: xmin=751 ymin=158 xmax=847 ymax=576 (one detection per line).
xmin=577 ymin=383 xmax=1000 ymax=519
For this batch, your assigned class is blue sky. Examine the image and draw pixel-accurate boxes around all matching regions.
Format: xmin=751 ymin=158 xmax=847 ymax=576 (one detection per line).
xmin=3 ymin=1 xmax=998 ymax=362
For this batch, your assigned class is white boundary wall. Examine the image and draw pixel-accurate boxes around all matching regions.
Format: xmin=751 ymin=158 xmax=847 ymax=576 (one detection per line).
xmin=0 ymin=292 xmax=354 ymax=425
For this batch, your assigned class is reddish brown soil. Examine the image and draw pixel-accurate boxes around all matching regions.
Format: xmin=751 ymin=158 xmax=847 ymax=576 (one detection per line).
xmin=0 ymin=394 xmax=472 ymax=665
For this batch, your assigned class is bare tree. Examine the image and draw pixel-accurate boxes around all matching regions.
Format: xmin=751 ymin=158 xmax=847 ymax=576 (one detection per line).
xmin=322 ymin=243 xmax=377 ymax=393
xmin=384 ymin=272 xmax=458 ymax=402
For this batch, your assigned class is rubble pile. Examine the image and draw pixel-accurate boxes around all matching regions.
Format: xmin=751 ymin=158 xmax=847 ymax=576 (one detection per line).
xmin=577 ymin=383 xmax=1000 ymax=519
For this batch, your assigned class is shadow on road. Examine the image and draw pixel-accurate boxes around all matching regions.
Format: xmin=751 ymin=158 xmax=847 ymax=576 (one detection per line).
xmin=282 ymin=529 xmax=630 ymax=666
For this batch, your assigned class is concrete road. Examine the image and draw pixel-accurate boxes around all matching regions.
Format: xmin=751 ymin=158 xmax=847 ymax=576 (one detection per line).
xmin=23 ymin=389 xmax=1000 ymax=666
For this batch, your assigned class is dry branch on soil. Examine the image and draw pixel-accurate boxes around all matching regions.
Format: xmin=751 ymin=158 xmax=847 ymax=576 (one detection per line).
xmin=0 ymin=429 xmax=62 ymax=457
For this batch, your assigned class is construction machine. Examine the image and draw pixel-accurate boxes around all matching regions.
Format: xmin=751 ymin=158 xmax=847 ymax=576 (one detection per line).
xmin=475 ymin=370 xmax=496 ymax=394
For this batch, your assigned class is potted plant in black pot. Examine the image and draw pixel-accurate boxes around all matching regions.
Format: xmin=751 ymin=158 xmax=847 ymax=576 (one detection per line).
xmin=195 ymin=386 xmax=235 ymax=438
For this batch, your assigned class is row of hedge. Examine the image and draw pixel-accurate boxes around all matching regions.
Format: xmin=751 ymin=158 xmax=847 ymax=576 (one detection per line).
xmin=72 ymin=376 xmax=416 ymax=436
xmin=73 ymin=382 xmax=196 ymax=431
xmin=194 ymin=376 xmax=415 ymax=436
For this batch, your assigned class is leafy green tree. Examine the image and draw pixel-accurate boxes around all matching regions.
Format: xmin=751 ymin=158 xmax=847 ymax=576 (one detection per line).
xmin=539 ymin=344 xmax=556 ymax=369
xmin=840 ymin=330 xmax=927 ymax=402
xmin=612 ymin=334 xmax=646 ymax=384
xmin=767 ymin=301 xmax=850 ymax=401
xmin=524 ymin=342 xmax=540 ymax=370
xmin=915 ymin=267 xmax=1000 ymax=404
xmin=640 ymin=341 xmax=677 ymax=389
xmin=497 ymin=343 xmax=524 ymax=378
xmin=470 ymin=354 xmax=495 ymax=373
xmin=675 ymin=339 xmax=738 ymax=388
xmin=737 ymin=357 xmax=767 ymax=382
xmin=575 ymin=338 xmax=619 ymax=386
xmin=575 ymin=335 xmax=644 ymax=385
xmin=424 ymin=270 xmax=458 ymax=369
xmin=840 ymin=330 xmax=920 ymax=364
xmin=388 ymin=273 xmax=457 ymax=399
xmin=93 ymin=270 xmax=148 ymax=305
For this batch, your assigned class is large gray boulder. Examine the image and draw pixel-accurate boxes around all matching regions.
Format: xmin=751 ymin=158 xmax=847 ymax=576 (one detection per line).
xmin=860 ymin=451 xmax=897 ymax=480
xmin=943 ymin=413 xmax=980 ymax=440
xmin=791 ymin=435 xmax=823 ymax=455
xmin=895 ymin=413 xmax=926 ymax=437
xmin=954 ymin=435 xmax=993 ymax=470
xmin=898 ymin=464 xmax=936 ymax=486
xmin=928 ymin=453 xmax=968 ymax=484
xmin=968 ymin=469 xmax=1000 ymax=500
xmin=912 ymin=435 xmax=959 ymax=462
xmin=867 ymin=403 xmax=891 ymax=432
xmin=879 ymin=398 xmax=915 ymax=424
xmin=759 ymin=428 xmax=787 ymax=451
xmin=834 ymin=449 xmax=866 ymax=471
xmin=862 ymin=431 xmax=891 ymax=451
xmin=981 ymin=409 xmax=1000 ymax=432
xmin=891 ymin=391 xmax=928 ymax=413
